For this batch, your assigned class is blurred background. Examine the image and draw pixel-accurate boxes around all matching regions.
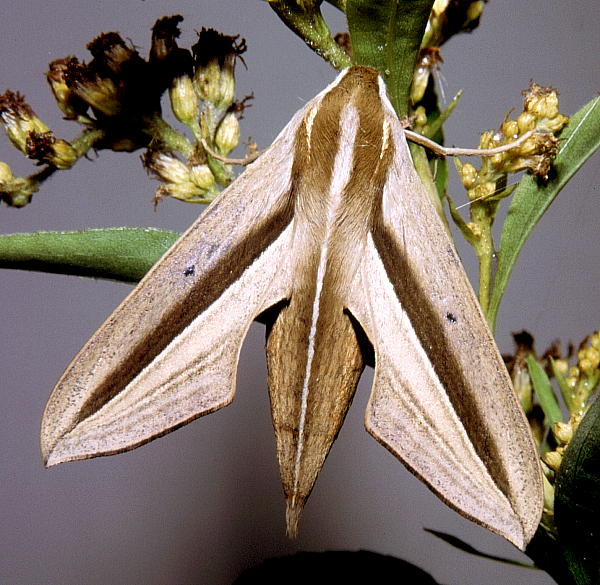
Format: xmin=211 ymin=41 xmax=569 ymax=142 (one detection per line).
xmin=1 ymin=1 xmax=597 ymax=584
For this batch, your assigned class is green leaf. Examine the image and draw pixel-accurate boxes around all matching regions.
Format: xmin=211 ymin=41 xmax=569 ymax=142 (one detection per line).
xmin=555 ymin=397 xmax=600 ymax=585
xmin=526 ymin=355 xmax=563 ymax=427
xmin=0 ymin=228 xmax=179 ymax=283
xmin=526 ymin=526 xmax=576 ymax=585
xmin=488 ymin=95 xmax=600 ymax=330
xmin=346 ymin=0 xmax=435 ymax=116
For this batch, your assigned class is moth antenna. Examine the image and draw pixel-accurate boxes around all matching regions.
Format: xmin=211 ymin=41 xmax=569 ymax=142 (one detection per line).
xmin=454 ymin=180 xmax=520 ymax=210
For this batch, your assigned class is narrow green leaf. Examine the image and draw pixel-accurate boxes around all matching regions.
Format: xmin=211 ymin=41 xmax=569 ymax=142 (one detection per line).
xmin=526 ymin=355 xmax=563 ymax=427
xmin=346 ymin=0 xmax=435 ymax=116
xmin=555 ymin=397 xmax=600 ymax=585
xmin=0 ymin=228 xmax=179 ymax=283
xmin=488 ymin=96 xmax=600 ymax=329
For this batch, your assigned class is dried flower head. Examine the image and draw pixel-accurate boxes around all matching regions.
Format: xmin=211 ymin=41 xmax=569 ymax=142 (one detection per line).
xmin=0 ymin=91 xmax=51 ymax=154
xmin=192 ymin=28 xmax=246 ymax=109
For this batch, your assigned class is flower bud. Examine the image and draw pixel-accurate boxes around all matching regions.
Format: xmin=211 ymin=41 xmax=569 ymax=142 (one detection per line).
xmin=523 ymin=82 xmax=569 ymax=133
xmin=87 ymin=32 xmax=141 ymax=77
xmin=214 ymin=112 xmax=240 ymax=155
xmin=553 ymin=358 xmax=569 ymax=377
xmin=413 ymin=106 xmax=428 ymax=128
xmin=466 ymin=1 xmax=485 ymax=22
xmin=147 ymin=152 xmax=191 ymax=184
xmin=460 ymin=162 xmax=478 ymax=189
xmin=500 ymin=120 xmax=519 ymax=141
xmin=47 ymin=58 xmax=90 ymax=120
xmin=190 ymin=164 xmax=215 ymax=190
xmin=542 ymin=450 xmax=562 ymax=472
xmin=0 ymin=161 xmax=14 ymax=184
xmin=465 ymin=222 xmax=481 ymax=238
xmin=26 ymin=131 xmax=78 ymax=169
xmin=170 ymin=74 xmax=199 ymax=126
xmin=468 ymin=181 xmax=495 ymax=202
xmin=0 ymin=91 xmax=51 ymax=154
xmin=194 ymin=59 xmax=222 ymax=104
xmin=192 ymin=28 xmax=246 ymax=109
xmin=579 ymin=352 xmax=600 ymax=377
xmin=71 ymin=73 xmax=121 ymax=117
xmin=552 ymin=422 xmax=573 ymax=445
xmin=150 ymin=14 xmax=184 ymax=62
xmin=517 ymin=111 xmax=536 ymax=134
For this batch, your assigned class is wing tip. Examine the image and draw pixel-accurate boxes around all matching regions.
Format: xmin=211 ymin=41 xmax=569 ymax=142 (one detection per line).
xmin=285 ymin=496 xmax=304 ymax=539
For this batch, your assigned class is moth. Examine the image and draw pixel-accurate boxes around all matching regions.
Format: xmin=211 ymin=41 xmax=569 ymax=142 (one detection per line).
xmin=41 ymin=65 xmax=543 ymax=549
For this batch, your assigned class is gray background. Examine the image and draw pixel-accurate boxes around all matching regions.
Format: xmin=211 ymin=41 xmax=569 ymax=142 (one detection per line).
xmin=1 ymin=1 xmax=597 ymax=584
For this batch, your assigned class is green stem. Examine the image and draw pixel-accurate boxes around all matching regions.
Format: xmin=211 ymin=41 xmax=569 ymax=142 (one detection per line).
xmin=70 ymin=127 xmax=106 ymax=157
xmin=145 ymin=114 xmax=195 ymax=157
xmin=470 ymin=202 xmax=494 ymax=319
xmin=269 ymin=0 xmax=352 ymax=69
xmin=409 ymin=142 xmax=448 ymax=227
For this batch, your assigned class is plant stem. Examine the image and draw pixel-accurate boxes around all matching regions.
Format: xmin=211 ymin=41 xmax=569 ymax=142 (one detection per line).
xmin=268 ymin=0 xmax=352 ymax=69
xmin=145 ymin=114 xmax=195 ymax=157
xmin=470 ymin=202 xmax=494 ymax=318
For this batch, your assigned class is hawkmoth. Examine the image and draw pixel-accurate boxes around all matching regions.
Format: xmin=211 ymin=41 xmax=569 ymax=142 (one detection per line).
xmin=41 ymin=65 xmax=543 ymax=549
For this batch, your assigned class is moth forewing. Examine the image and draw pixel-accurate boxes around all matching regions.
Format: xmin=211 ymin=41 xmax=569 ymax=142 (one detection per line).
xmin=41 ymin=65 xmax=543 ymax=550
xmin=40 ymin=99 xmax=306 ymax=465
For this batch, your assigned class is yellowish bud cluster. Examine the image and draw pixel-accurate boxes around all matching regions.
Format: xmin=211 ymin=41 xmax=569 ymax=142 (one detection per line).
xmin=562 ymin=332 xmax=600 ymax=410
xmin=541 ymin=331 xmax=600 ymax=435
xmin=458 ymin=82 xmax=568 ymax=202
xmin=1 ymin=15 xmax=250 ymax=207
xmin=523 ymin=83 xmax=569 ymax=133
xmin=542 ymin=410 xmax=583 ymax=477
xmin=144 ymin=151 xmax=216 ymax=204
